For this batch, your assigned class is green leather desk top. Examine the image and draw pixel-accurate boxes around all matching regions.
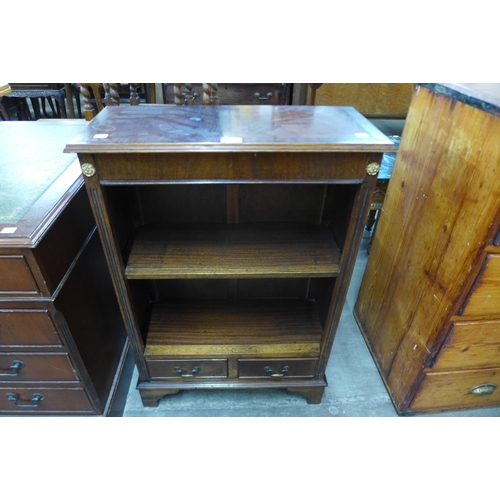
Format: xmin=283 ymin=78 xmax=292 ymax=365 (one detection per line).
xmin=0 ymin=119 xmax=86 ymax=246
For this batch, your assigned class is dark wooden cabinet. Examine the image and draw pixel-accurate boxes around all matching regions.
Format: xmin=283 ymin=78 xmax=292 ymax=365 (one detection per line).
xmin=162 ymin=84 xmax=292 ymax=105
xmin=354 ymin=84 xmax=500 ymax=414
xmin=65 ymin=104 xmax=394 ymax=407
xmin=0 ymin=120 xmax=127 ymax=415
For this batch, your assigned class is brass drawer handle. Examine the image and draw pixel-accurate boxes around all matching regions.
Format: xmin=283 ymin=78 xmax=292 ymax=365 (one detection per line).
xmin=0 ymin=360 xmax=25 ymax=377
xmin=6 ymin=392 xmax=44 ymax=408
xmin=174 ymin=366 xmax=200 ymax=378
xmin=264 ymin=365 xmax=290 ymax=377
xmin=469 ymin=384 xmax=497 ymax=396
xmin=254 ymin=92 xmax=273 ymax=101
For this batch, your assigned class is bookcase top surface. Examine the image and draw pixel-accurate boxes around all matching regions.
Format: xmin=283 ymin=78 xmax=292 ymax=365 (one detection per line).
xmin=64 ymin=105 xmax=396 ymax=154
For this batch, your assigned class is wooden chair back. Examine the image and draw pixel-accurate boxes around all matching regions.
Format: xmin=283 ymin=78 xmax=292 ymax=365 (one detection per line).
xmin=172 ymin=83 xmax=219 ymax=105
xmin=79 ymin=83 xmax=141 ymax=121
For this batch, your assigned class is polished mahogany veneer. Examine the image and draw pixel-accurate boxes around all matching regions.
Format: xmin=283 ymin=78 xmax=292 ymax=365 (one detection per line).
xmin=66 ymin=105 xmax=394 ymax=406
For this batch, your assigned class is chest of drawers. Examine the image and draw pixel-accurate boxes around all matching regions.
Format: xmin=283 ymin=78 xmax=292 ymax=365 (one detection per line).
xmin=0 ymin=120 xmax=127 ymax=415
xmin=354 ymin=84 xmax=500 ymax=414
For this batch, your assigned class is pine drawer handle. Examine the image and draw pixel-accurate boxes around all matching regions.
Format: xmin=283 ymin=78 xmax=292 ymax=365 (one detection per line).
xmin=264 ymin=365 xmax=290 ymax=377
xmin=174 ymin=366 xmax=200 ymax=378
xmin=254 ymin=92 xmax=273 ymax=101
xmin=0 ymin=360 xmax=25 ymax=377
xmin=469 ymin=384 xmax=497 ymax=396
xmin=6 ymin=392 xmax=44 ymax=407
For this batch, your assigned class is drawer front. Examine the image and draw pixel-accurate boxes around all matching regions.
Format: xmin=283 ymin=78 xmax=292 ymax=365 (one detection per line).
xmin=0 ymin=387 xmax=93 ymax=413
xmin=461 ymin=254 xmax=500 ymax=316
xmin=434 ymin=320 xmax=500 ymax=370
xmin=410 ymin=369 xmax=500 ymax=411
xmin=163 ymin=84 xmax=289 ymax=106
xmin=0 ymin=354 xmax=78 ymax=382
xmin=0 ymin=255 xmax=39 ymax=295
xmin=218 ymin=84 xmax=281 ymax=105
xmin=147 ymin=359 xmax=228 ymax=379
xmin=238 ymin=358 xmax=318 ymax=378
xmin=0 ymin=309 xmax=62 ymax=347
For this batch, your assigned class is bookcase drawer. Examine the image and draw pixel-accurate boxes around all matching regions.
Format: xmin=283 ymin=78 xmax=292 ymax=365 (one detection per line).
xmin=147 ymin=359 xmax=228 ymax=379
xmin=238 ymin=358 xmax=317 ymax=378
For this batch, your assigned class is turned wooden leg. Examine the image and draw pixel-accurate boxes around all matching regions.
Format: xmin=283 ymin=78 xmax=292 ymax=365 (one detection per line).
xmin=139 ymin=389 xmax=180 ymax=407
xmin=287 ymin=386 xmax=325 ymax=404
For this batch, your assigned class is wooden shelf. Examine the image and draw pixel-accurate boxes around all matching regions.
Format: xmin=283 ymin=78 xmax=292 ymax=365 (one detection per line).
xmin=125 ymin=223 xmax=341 ymax=280
xmin=144 ymin=299 xmax=323 ymax=357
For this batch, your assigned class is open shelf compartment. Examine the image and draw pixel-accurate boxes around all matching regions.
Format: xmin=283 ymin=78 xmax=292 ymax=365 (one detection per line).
xmin=144 ymin=298 xmax=323 ymax=358
xmin=125 ymin=222 xmax=341 ymax=280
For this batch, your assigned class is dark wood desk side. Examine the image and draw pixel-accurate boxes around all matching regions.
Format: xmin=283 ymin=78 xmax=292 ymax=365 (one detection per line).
xmin=0 ymin=120 xmax=128 ymax=415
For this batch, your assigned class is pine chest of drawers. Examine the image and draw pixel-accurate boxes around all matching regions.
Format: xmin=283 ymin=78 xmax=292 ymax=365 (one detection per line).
xmin=354 ymin=83 xmax=500 ymax=414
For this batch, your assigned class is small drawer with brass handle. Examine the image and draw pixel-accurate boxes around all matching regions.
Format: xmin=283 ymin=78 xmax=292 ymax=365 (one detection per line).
xmin=0 ymin=387 xmax=93 ymax=413
xmin=146 ymin=359 xmax=228 ymax=379
xmin=238 ymin=358 xmax=318 ymax=379
xmin=0 ymin=354 xmax=78 ymax=382
xmin=410 ymin=368 xmax=500 ymax=411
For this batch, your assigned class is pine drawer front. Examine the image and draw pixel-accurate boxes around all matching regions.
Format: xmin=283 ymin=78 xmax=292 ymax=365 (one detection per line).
xmin=0 ymin=255 xmax=39 ymax=295
xmin=0 ymin=309 xmax=62 ymax=347
xmin=0 ymin=387 xmax=93 ymax=413
xmin=238 ymin=358 xmax=318 ymax=379
xmin=461 ymin=254 xmax=500 ymax=316
xmin=146 ymin=359 xmax=228 ymax=379
xmin=434 ymin=320 xmax=500 ymax=371
xmin=0 ymin=354 xmax=78 ymax=382
xmin=410 ymin=369 xmax=500 ymax=411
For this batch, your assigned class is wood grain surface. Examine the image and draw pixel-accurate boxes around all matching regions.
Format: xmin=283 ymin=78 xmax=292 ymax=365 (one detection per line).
xmin=145 ymin=299 xmax=322 ymax=357
xmin=354 ymin=84 xmax=500 ymax=411
xmin=125 ymin=223 xmax=341 ymax=279
xmin=64 ymin=105 xmax=395 ymax=153
xmin=309 ymin=84 xmax=414 ymax=118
